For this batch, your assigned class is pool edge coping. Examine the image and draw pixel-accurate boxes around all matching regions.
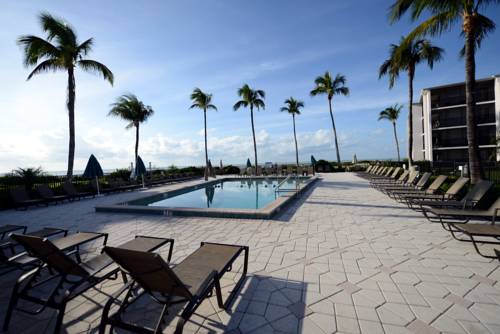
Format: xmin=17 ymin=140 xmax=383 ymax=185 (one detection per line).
xmin=95 ymin=175 xmax=319 ymax=219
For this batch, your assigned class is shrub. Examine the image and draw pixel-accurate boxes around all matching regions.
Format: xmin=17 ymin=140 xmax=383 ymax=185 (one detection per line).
xmin=221 ymin=165 xmax=240 ymax=175
xmin=108 ymin=169 xmax=131 ymax=181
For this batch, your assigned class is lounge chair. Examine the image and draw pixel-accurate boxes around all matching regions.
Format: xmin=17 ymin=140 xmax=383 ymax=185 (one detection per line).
xmin=100 ymin=242 xmax=248 ymax=334
xmin=9 ymin=187 xmax=47 ymax=210
xmin=358 ymin=165 xmax=375 ymax=178
xmin=369 ymin=167 xmax=395 ymax=181
xmin=403 ymin=176 xmax=469 ymax=208
xmin=0 ymin=225 xmax=26 ymax=239
xmin=369 ymin=167 xmax=394 ymax=181
xmin=372 ymin=170 xmax=409 ymax=188
xmin=430 ymin=197 xmax=500 ymax=225
xmin=0 ymin=227 xmax=67 ymax=274
xmin=417 ymin=180 xmax=493 ymax=220
xmin=37 ymin=184 xmax=70 ymax=204
xmin=3 ymin=234 xmax=173 ymax=333
xmin=385 ymin=172 xmax=431 ymax=197
xmin=447 ymin=223 xmax=500 ymax=259
xmin=374 ymin=171 xmax=414 ymax=191
xmin=391 ymin=175 xmax=448 ymax=201
xmin=379 ymin=171 xmax=420 ymax=193
xmin=63 ymin=181 xmax=94 ymax=200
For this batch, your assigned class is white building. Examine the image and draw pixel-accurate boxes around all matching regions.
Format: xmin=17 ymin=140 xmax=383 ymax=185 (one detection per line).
xmin=412 ymin=75 xmax=500 ymax=163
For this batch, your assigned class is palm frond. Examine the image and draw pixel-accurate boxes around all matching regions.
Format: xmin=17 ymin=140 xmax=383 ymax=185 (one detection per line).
xmin=254 ymin=99 xmax=265 ymax=110
xmin=77 ymin=59 xmax=114 ymax=85
xmin=233 ymin=100 xmax=247 ymax=111
xmin=388 ymin=0 xmax=417 ymax=23
xmin=77 ymin=38 xmax=94 ymax=56
xmin=26 ymin=59 xmax=64 ymax=80
xmin=335 ymin=86 xmax=350 ymax=96
xmin=406 ymin=10 xmax=460 ymax=40
xmin=40 ymin=12 xmax=77 ymax=47
xmin=17 ymin=35 xmax=60 ymax=66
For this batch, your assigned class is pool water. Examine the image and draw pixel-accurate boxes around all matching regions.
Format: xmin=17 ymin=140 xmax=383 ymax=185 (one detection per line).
xmin=143 ymin=178 xmax=304 ymax=210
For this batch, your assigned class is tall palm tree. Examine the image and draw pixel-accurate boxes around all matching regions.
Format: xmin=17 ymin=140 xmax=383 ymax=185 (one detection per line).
xmin=18 ymin=13 xmax=114 ymax=178
xmin=108 ymin=94 xmax=154 ymax=170
xmin=190 ymin=88 xmax=217 ymax=181
xmin=378 ymin=104 xmax=403 ymax=161
xmin=379 ymin=37 xmax=443 ymax=167
xmin=310 ymin=72 xmax=349 ymax=164
xmin=280 ymin=97 xmax=304 ymax=168
xmin=233 ymin=84 xmax=265 ymax=174
xmin=389 ymin=0 xmax=498 ymax=183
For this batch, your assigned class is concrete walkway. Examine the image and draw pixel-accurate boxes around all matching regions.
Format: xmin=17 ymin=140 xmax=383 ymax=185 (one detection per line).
xmin=0 ymin=173 xmax=499 ymax=333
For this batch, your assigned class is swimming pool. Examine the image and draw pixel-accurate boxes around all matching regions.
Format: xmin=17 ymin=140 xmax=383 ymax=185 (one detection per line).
xmin=132 ymin=178 xmax=303 ymax=209
xmin=95 ymin=176 xmax=318 ymax=219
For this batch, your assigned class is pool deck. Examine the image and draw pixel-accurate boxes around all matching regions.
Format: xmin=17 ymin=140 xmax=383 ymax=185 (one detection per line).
xmin=0 ymin=172 xmax=499 ymax=333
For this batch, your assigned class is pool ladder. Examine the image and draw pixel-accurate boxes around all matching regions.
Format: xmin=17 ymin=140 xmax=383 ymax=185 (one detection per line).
xmin=275 ymin=174 xmax=301 ymax=195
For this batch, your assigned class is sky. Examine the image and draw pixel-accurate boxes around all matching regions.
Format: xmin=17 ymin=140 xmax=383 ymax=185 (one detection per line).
xmin=0 ymin=0 xmax=499 ymax=173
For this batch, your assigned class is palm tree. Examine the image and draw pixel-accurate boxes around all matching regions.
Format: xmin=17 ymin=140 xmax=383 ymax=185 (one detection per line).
xmin=190 ymin=88 xmax=217 ymax=181
xmin=12 ymin=167 xmax=44 ymax=191
xmin=379 ymin=37 xmax=443 ymax=167
xmin=389 ymin=1 xmax=498 ymax=183
xmin=310 ymin=72 xmax=349 ymax=164
xmin=378 ymin=104 xmax=403 ymax=161
xmin=233 ymin=84 xmax=265 ymax=174
xmin=281 ymin=97 xmax=304 ymax=168
xmin=108 ymin=94 xmax=154 ymax=170
xmin=18 ymin=13 xmax=114 ymax=178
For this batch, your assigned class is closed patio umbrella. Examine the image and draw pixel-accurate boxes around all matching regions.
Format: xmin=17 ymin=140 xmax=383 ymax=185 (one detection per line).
xmin=246 ymin=158 xmax=252 ymax=168
xmin=352 ymin=154 xmax=358 ymax=164
xmin=83 ymin=154 xmax=104 ymax=195
xmin=311 ymin=155 xmax=317 ymax=175
xmin=135 ymin=156 xmax=147 ymax=188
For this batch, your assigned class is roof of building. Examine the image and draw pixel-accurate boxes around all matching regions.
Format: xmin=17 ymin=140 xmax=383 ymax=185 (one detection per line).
xmin=422 ymin=74 xmax=499 ymax=91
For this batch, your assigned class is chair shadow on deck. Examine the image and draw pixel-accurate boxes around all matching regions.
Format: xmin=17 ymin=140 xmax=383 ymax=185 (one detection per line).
xmin=106 ymin=274 xmax=309 ymax=333
xmin=317 ymin=180 xmax=370 ymax=189
xmin=305 ymin=200 xmax=409 ymax=211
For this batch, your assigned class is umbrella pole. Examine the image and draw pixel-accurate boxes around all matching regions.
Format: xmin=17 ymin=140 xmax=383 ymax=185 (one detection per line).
xmin=96 ymin=176 xmax=101 ymax=196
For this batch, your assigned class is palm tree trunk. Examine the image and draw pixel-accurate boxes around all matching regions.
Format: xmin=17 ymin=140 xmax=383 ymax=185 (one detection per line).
xmin=393 ymin=122 xmax=401 ymax=162
xmin=66 ymin=67 xmax=76 ymax=179
xmin=135 ymin=124 xmax=139 ymax=172
xmin=250 ymin=105 xmax=258 ymax=175
xmin=204 ymin=108 xmax=209 ymax=181
xmin=408 ymin=67 xmax=415 ymax=167
xmin=293 ymin=114 xmax=299 ymax=168
xmin=464 ymin=26 xmax=483 ymax=183
xmin=328 ymin=97 xmax=341 ymax=164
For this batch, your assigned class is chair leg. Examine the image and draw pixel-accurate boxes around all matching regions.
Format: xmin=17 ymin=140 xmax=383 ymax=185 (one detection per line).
xmin=2 ymin=285 xmax=20 ymax=331
xmin=53 ymin=303 xmax=67 ymax=334
xmin=214 ymin=278 xmax=224 ymax=309
xmin=154 ymin=304 xmax=169 ymax=334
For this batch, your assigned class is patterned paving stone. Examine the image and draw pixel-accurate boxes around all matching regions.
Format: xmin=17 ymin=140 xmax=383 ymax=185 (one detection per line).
xmin=0 ymin=173 xmax=499 ymax=333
